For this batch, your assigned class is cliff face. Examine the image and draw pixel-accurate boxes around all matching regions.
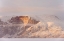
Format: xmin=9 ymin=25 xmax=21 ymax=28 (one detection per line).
xmin=0 ymin=15 xmax=64 ymax=38
xmin=9 ymin=16 xmax=39 ymax=24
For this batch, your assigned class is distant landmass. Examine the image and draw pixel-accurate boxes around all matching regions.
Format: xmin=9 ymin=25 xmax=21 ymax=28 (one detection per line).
xmin=0 ymin=15 xmax=64 ymax=38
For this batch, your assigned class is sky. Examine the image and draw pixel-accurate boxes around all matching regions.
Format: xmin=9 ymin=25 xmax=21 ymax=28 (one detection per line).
xmin=0 ymin=0 xmax=64 ymax=16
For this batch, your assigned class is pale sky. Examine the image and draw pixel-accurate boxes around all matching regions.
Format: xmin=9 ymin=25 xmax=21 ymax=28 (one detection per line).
xmin=0 ymin=0 xmax=64 ymax=16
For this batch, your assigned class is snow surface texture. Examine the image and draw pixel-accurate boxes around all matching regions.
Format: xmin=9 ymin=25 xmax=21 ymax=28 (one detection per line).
xmin=0 ymin=15 xmax=64 ymax=38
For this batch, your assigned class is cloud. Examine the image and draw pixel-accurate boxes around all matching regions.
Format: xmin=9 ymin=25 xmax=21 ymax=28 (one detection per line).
xmin=0 ymin=0 xmax=64 ymax=16
xmin=0 ymin=7 xmax=60 ymax=13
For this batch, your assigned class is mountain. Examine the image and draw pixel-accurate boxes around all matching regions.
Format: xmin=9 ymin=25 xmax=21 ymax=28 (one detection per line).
xmin=0 ymin=15 xmax=64 ymax=38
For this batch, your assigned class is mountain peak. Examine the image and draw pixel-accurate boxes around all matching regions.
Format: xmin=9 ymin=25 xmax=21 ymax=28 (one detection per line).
xmin=9 ymin=16 xmax=39 ymax=25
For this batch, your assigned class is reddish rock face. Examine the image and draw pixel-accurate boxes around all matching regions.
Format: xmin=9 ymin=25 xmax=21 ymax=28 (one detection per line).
xmin=19 ymin=16 xmax=39 ymax=25
xmin=19 ymin=16 xmax=30 ymax=26
xmin=9 ymin=16 xmax=39 ymax=25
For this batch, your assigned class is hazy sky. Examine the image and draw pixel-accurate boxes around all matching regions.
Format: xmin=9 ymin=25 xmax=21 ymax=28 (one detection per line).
xmin=0 ymin=0 xmax=64 ymax=16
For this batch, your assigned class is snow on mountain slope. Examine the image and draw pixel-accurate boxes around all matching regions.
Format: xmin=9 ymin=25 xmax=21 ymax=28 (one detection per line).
xmin=17 ymin=21 xmax=64 ymax=38
xmin=0 ymin=15 xmax=64 ymax=38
